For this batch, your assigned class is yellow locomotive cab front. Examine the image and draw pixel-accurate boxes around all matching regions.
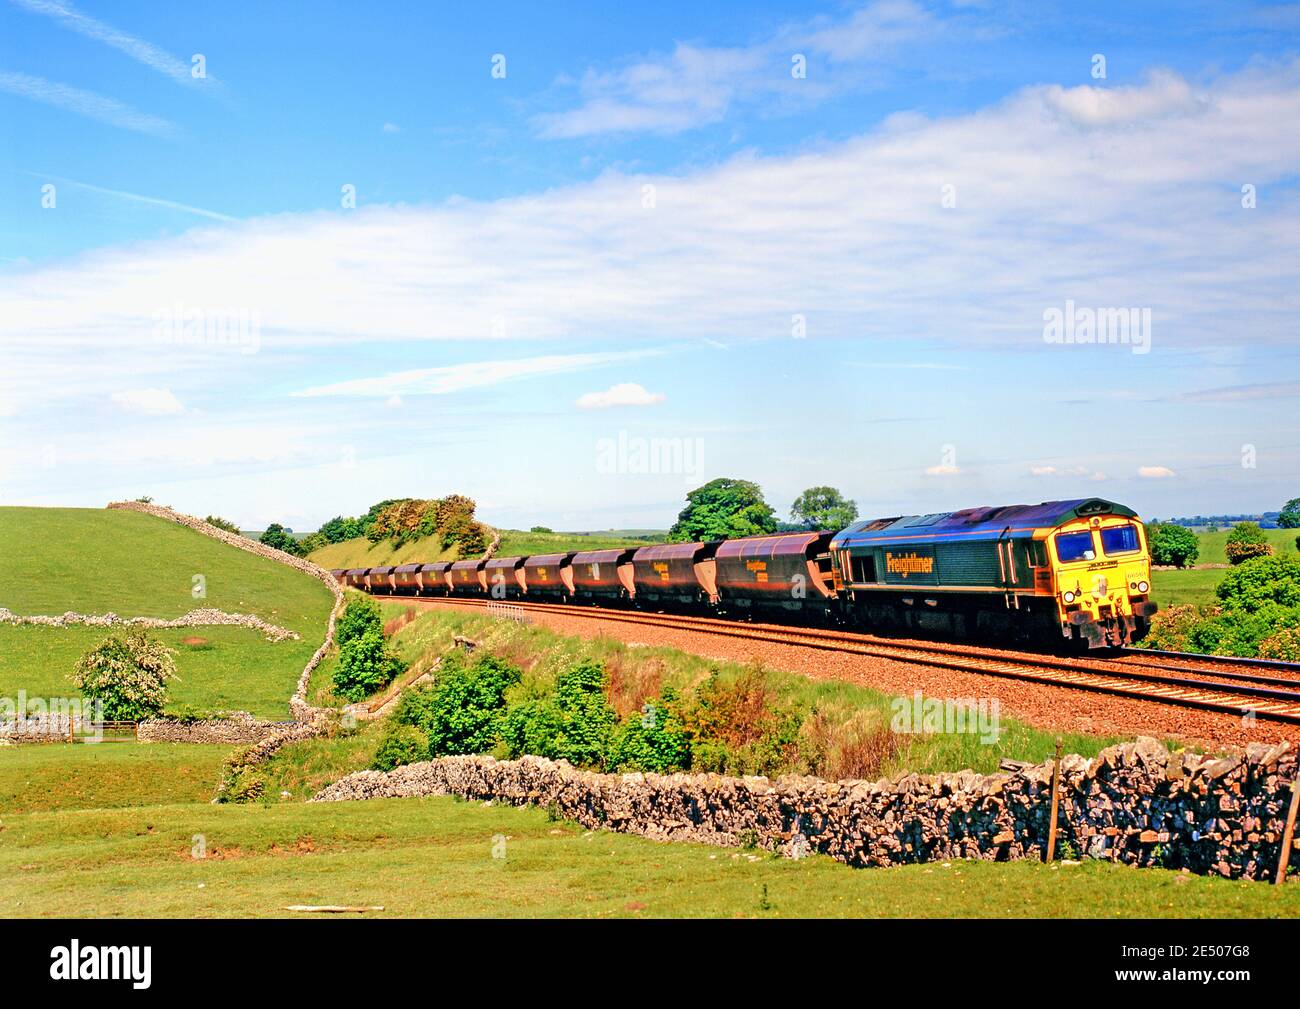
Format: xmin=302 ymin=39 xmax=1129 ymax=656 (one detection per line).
xmin=1049 ymin=514 xmax=1157 ymax=647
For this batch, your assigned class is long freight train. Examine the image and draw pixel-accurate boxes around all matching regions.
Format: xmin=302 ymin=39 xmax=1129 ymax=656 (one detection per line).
xmin=335 ymin=497 xmax=1157 ymax=649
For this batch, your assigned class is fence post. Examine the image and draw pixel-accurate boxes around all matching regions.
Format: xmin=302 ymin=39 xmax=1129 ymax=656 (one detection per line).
xmin=1045 ymin=737 xmax=1063 ymax=862
xmin=1276 ymin=751 xmax=1300 ymax=885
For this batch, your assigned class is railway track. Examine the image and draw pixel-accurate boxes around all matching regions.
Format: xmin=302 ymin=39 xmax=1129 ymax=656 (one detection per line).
xmin=415 ymin=595 xmax=1300 ymax=726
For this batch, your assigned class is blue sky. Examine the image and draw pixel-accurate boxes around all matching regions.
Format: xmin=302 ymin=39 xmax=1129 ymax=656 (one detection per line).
xmin=1 ymin=0 xmax=1298 ymax=532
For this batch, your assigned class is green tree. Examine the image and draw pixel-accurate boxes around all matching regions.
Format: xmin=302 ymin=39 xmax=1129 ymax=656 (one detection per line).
xmin=1278 ymin=498 xmax=1300 ymax=529
xmin=203 ymin=515 xmax=242 ymax=535
xmin=333 ymin=628 xmax=405 ymax=702
xmin=667 ymin=478 xmax=778 ymax=542
xmin=336 ymin=595 xmax=382 ymax=649
xmin=1147 ymin=522 xmax=1199 ymax=568
xmin=1216 ymin=553 xmax=1300 ymax=612
xmin=789 ymin=486 xmax=859 ymax=532
xmin=1224 ymin=522 xmax=1273 ymax=565
xmin=319 ymin=515 xmax=362 ymax=543
xmin=71 ymin=632 xmax=176 ymax=721
xmin=258 ymin=522 xmax=302 ymax=555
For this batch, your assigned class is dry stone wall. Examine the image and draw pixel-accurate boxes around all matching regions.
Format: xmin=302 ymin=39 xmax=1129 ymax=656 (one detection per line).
xmin=312 ymin=737 xmax=1300 ymax=881
xmin=137 ymin=712 xmax=292 ymax=744
xmin=0 ymin=606 xmax=298 ymax=641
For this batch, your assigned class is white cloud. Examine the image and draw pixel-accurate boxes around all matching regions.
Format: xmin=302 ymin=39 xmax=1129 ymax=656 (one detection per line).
xmin=1043 ymin=70 xmax=1206 ymax=127
xmin=536 ymin=0 xmax=936 ymax=137
xmin=575 ymin=382 xmax=666 ymax=409
xmin=110 ymin=388 xmax=184 ymax=415
xmin=0 ymin=71 xmax=173 ymax=134
xmin=12 ymin=0 xmax=210 ymax=87
xmin=294 ymin=351 xmax=656 ymax=398
xmin=2 ymin=62 xmax=1297 ymax=423
xmin=381 ymin=122 xmax=401 ymax=133
xmin=1138 ymin=465 xmax=1176 ymax=478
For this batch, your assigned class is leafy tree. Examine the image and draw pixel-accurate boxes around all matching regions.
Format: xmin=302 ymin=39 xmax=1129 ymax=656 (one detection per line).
xmin=789 ymin=486 xmax=859 ymax=532
xmin=336 ymin=595 xmax=382 ymax=649
xmin=501 ymin=658 xmax=618 ymax=768
xmin=667 ymin=478 xmax=778 ymax=542
xmin=72 ymin=632 xmax=176 ymax=720
xmin=1224 ymin=522 xmax=1273 ymax=565
xmin=530 ymin=526 xmax=554 ymax=534
xmin=259 ymin=522 xmax=302 ymax=555
xmin=607 ymin=688 xmax=691 ymax=773
xmin=371 ymin=723 xmax=430 ymax=771
xmin=298 ymin=532 xmax=327 ymax=555
xmin=1279 ymin=498 xmax=1300 ymax=529
xmin=204 ymin=515 xmax=242 ymax=536
xmin=1147 ymin=522 xmax=1199 ymax=568
xmin=333 ymin=627 xmax=405 ymax=702
xmin=395 ymin=652 xmax=521 ymax=755
xmin=319 ymin=515 xmax=362 ymax=543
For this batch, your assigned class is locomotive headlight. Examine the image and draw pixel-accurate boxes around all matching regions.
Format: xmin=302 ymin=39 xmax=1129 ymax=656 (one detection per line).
xmin=1063 ymin=591 xmax=1076 ymax=603
xmin=1137 ymin=580 xmax=1149 ymax=594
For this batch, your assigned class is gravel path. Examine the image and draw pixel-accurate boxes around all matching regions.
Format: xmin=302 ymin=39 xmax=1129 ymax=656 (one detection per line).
xmin=415 ymin=598 xmax=1300 ymax=752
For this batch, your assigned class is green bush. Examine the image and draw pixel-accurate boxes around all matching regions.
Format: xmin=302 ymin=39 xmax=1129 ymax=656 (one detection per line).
xmin=1259 ymin=627 xmax=1300 ymax=661
xmin=395 ymin=652 xmax=520 ymax=755
xmin=333 ymin=628 xmax=405 ymax=702
xmin=607 ymin=689 xmax=692 ymax=773
xmin=1147 ymin=523 xmax=1198 ymax=568
xmin=258 ymin=522 xmax=303 ymax=555
xmin=371 ymin=723 xmax=430 ymax=770
xmin=1215 ymin=554 xmax=1300 ymax=611
xmin=1224 ymin=522 xmax=1273 ymax=565
xmin=336 ymin=595 xmax=382 ymax=649
xmin=71 ymin=632 xmax=176 ymax=721
xmin=203 ymin=515 xmax=242 ymax=535
xmin=501 ymin=658 xmax=618 ymax=768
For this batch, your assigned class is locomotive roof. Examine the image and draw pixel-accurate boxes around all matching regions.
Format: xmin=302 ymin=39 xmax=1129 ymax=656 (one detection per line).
xmin=830 ymin=498 xmax=1138 ymax=549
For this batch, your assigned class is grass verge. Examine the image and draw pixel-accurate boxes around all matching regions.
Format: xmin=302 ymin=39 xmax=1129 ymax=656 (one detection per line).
xmin=2 ymin=796 xmax=1296 ymax=918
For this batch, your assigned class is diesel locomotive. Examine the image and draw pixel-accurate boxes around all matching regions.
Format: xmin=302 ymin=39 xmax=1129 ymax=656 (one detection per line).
xmin=336 ymin=497 xmax=1157 ymax=649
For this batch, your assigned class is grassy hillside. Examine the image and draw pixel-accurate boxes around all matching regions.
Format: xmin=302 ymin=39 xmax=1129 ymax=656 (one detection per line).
xmin=494 ymin=528 xmax=664 ymax=556
xmin=308 ymin=528 xmax=664 ymax=568
xmin=306 ymin=535 xmax=460 ymax=570
xmin=0 ymin=507 xmax=335 ymax=718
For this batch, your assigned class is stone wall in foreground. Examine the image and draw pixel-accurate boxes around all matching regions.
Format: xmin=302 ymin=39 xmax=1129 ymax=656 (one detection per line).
xmin=311 ymin=737 xmax=1299 ymax=881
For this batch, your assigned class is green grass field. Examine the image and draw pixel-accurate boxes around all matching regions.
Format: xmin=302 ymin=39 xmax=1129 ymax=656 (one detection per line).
xmin=0 ymin=507 xmax=335 ymax=719
xmin=1186 ymin=527 xmax=1298 ymax=565
xmin=0 ymin=742 xmax=230 ymax=813
xmin=3 ymin=789 xmax=1295 ymax=918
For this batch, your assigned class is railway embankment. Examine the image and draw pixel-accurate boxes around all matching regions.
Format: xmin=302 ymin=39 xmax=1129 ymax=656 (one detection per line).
xmin=314 ymin=736 xmax=1299 ymax=882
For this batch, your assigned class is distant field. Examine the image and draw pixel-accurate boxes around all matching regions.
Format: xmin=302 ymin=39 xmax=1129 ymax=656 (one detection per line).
xmin=3 ymin=795 xmax=1295 ymax=918
xmin=1183 ymin=527 xmax=1297 ymax=565
xmin=308 ymin=528 xmax=664 ymax=568
xmin=0 ymin=507 xmax=334 ymax=719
